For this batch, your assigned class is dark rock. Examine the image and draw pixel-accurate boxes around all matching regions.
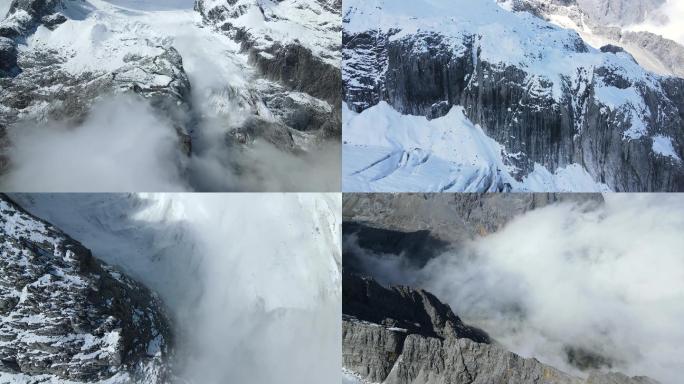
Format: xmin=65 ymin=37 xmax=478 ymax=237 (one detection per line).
xmin=343 ymin=271 xmax=490 ymax=343
xmin=600 ymin=44 xmax=626 ymax=54
xmin=0 ymin=37 xmax=18 ymax=77
xmin=41 ymin=12 xmax=67 ymax=30
xmin=343 ymin=222 xmax=450 ymax=270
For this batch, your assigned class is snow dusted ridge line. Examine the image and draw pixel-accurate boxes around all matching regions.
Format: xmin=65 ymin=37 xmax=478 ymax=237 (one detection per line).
xmin=195 ymin=0 xmax=341 ymax=67
xmin=342 ymin=0 xmax=684 ymax=192
xmin=496 ymin=0 xmax=684 ymax=79
xmin=194 ymin=0 xmax=343 ymax=112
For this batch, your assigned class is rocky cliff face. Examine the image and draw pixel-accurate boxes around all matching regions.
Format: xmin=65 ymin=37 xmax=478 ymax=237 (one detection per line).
xmin=342 ymin=271 xmax=659 ymax=384
xmin=195 ymin=0 xmax=342 ymax=141
xmin=0 ymin=195 xmax=173 ymax=383
xmin=343 ymin=0 xmax=684 ymax=192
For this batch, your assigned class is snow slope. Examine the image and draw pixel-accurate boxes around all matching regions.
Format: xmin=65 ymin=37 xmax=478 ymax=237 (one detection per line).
xmin=0 ymin=2 xmax=11 ymax=20
xmin=196 ymin=0 xmax=341 ymax=67
xmin=343 ymin=103 xmax=610 ymax=192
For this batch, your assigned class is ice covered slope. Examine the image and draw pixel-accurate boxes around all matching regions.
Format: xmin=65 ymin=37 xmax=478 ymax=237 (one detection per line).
xmin=0 ymin=195 xmax=172 ymax=384
xmin=343 ymin=102 xmax=609 ymax=192
xmin=343 ymin=0 xmax=684 ymax=192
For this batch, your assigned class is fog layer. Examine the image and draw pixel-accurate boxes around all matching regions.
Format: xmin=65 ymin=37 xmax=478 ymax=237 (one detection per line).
xmin=628 ymin=0 xmax=684 ymax=44
xmin=1 ymin=96 xmax=188 ymax=192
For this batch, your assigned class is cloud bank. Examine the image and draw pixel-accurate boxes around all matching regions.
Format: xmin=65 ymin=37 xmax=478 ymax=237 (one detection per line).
xmin=348 ymin=195 xmax=684 ymax=384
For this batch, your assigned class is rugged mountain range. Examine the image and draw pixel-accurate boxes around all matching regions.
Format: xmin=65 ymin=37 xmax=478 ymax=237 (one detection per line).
xmin=193 ymin=0 xmax=342 ymax=141
xmin=0 ymin=194 xmax=173 ymax=383
xmin=342 ymin=193 xmax=660 ymax=384
xmin=0 ymin=0 xmax=341 ymax=191
xmin=342 ymin=0 xmax=684 ymax=192
xmin=343 ymin=193 xmax=602 ymax=245
xmin=343 ymin=272 xmax=658 ymax=384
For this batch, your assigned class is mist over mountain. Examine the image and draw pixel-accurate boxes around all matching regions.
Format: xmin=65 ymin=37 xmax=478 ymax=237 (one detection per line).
xmin=342 ymin=193 xmax=684 ymax=384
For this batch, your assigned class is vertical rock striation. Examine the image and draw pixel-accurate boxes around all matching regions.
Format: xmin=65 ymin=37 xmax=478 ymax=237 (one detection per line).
xmin=343 ymin=0 xmax=684 ymax=191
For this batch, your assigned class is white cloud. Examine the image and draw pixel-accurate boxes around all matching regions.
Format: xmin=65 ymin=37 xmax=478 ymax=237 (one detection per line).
xmin=628 ymin=0 xmax=684 ymax=44
xmin=1 ymin=96 xmax=189 ymax=192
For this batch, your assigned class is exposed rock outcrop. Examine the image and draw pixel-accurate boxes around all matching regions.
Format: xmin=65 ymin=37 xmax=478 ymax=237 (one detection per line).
xmin=0 ymin=195 xmax=173 ymax=383
xmin=342 ymin=271 xmax=659 ymax=384
xmin=0 ymin=0 xmax=65 ymax=77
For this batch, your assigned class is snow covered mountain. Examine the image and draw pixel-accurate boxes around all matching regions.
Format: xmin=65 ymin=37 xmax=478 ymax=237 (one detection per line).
xmin=0 ymin=0 xmax=341 ymax=191
xmin=5 ymin=193 xmax=342 ymax=384
xmin=342 ymin=0 xmax=684 ymax=192
xmin=498 ymin=0 xmax=684 ymax=78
